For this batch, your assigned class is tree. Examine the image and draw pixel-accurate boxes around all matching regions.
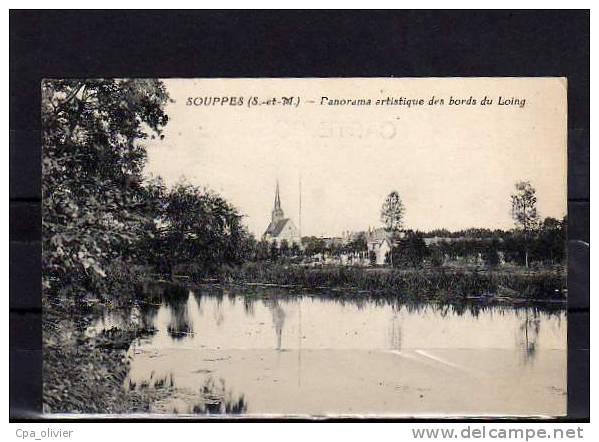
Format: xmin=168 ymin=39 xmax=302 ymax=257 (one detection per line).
xmin=290 ymin=242 xmax=302 ymax=258
xmin=381 ymin=191 xmax=405 ymax=234
xmin=352 ymin=232 xmax=368 ymax=252
xmin=532 ymin=217 xmax=566 ymax=264
xmin=42 ymin=79 xmax=170 ymax=296
xmin=136 ymin=176 xmax=169 ymax=268
xmin=381 ymin=191 xmax=405 ymax=266
xmin=302 ymin=236 xmax=326 ymax=258
xmin=428 ymin=245 xmax=445 ymax=267
xmin=347 ymin=232 xmax=368 ymax=261
xmin=482 ymin=240 xmax=501 ymax=268
xmin=510 ymin=181 xmax=540 ymax=268
xmin=279 ymin=239 xmax=290 ymax=257
xmin=327 ymin=241 xmax=343 ymax=258
xmin=253 ymin=240 xmax=271 ymax=261
xmin=502 ymin=231 xmax=527 ymax=266
xmin=269 ymin=241 xmax=280 ymax=261
xmin=392 ymin=230 xmax=428 ymax=268
xmin=156 ymin=181 xmax=251 ymax=278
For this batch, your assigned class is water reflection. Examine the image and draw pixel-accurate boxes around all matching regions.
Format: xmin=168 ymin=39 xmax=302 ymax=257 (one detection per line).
xmin=389 ymin=313 xmax=402 ymax=351
xmin=165 ymin=291 xmax=193 ymax=340
xmin=243 ymin=297 xmax=255 ymax=316
xmin=191 ymin=378 xmax=248 ymax=415
xmin=127 ymin=371 xmax=174 ymax=391
xmin=90 ymin=283 xmax=566 ymax=355
xmin=213 ymin=296 xmax=225 ymax=328
xmin=265 ymin=299 xmax=287 ymax=351
xmin=87 ymin=282 xmax=567 ymax=416
xmin=518 ymin=309 xmax=542 ymax=364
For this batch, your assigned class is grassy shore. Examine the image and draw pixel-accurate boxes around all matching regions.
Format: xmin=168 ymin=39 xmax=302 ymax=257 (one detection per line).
xmin=219 ymin=262 xmax=566 ymax=303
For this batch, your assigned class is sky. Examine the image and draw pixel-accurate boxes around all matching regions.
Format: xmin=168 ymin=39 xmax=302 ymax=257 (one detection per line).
xmin=144 ymin=78 xmax=567 ymax=238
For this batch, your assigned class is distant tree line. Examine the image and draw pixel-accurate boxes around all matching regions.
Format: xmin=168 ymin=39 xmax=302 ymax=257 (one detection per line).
xmin=378 ymin=184 xmax=566 ymax=269
xmin=423 ymin=216 xmax=566 ymax=268
xmin=248 ymin=233 xmax=371 ymax=263
xmin=244 ymin=216 xmax=566 ymax=269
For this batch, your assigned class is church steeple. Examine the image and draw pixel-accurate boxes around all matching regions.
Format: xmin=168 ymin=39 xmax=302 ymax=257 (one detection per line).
xmin=272 ymin=180 xmax=285 ymax=223
xmin=263 ymin=179 xmax=300 ymax=245
xmin=274 ymin=180 xmax=281 ymax=210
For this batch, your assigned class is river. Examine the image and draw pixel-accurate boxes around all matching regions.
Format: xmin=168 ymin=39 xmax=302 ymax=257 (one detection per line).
xmin=89 ymin=283 xmax=566 ymax=417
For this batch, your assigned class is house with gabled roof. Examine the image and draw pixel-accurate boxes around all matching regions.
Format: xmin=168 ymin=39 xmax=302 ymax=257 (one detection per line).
xmin=365 ymin=227 xmax=402 ymax=265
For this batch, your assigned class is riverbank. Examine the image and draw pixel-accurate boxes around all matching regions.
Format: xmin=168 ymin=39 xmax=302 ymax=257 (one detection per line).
xmin=217 ymin=262 xmax=566 ymax=303
xmin=42 ymin=296 xmax=171 ymax=414
xmin=42 ymin=289 xmax=247 ymax=415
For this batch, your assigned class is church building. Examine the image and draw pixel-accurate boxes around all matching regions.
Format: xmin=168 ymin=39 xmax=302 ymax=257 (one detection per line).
xmin=263 ymin=181 xmax=301 ymax=246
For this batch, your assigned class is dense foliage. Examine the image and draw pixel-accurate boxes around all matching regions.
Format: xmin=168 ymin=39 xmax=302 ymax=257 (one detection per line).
xmin=391 ymin=231 xmax=428 ymax=268
xmin=140 ymin=179 xmax=255 ymax=276
xmin=42 ymin=79 xmax=171 ymax=298
xmin=42 ymin=79 xmax=254 ymax=300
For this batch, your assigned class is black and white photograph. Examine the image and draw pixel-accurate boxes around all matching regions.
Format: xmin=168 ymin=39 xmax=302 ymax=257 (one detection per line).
xmin=41 ymin=77 xmax=568 ymax=417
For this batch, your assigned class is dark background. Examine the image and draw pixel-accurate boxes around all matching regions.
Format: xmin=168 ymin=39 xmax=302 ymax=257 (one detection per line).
xmin=9 ymin=10 xmax=590 ymax=421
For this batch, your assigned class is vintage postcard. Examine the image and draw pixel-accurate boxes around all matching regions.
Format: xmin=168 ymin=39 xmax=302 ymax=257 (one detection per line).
xmin=42 ymin=78 xmax=567 ymax=417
